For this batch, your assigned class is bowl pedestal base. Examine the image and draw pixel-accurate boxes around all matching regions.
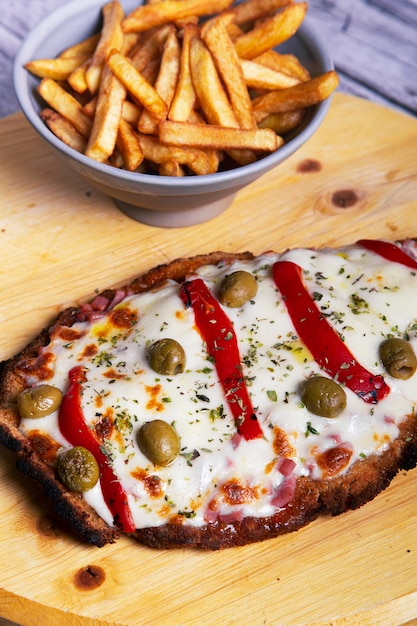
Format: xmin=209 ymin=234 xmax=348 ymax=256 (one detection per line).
xmin=114 ymin=194 xmax=236 ymax=228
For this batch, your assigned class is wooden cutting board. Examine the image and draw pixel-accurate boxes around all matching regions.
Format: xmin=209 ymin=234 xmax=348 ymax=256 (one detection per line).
xmin=1 ymin=92 xmax=417 ymax=626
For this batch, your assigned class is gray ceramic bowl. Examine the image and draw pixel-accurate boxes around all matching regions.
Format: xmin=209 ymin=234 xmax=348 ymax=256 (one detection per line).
xmin=14 ymin=0 xmax=335 ymax=228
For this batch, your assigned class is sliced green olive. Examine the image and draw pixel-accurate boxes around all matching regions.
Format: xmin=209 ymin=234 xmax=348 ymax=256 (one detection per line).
xmin=17 ymin=384 xmax=63 ymax=419
xmin=56 ymin=446 xmax=99 ymax=492
xmin=300 ymin=376 xmax=346 ymax=418
xmin=218 ymin=270 xmax=258 ymax=308
xmin=379 ymin=337 xmax=417 ymax=380
xmin=148 ymin=338 xmax=186 ymax=376
xmin=137 ymin=419 xmax=180 ymax=466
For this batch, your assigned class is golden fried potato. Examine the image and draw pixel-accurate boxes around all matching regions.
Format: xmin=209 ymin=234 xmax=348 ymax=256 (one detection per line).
xmin=27 ymin=0 xmax=339 ymax=176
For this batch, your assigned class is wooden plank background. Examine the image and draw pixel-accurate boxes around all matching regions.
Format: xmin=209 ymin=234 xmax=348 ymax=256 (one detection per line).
xmin=1 ymin=0 xmax=417 ymax=119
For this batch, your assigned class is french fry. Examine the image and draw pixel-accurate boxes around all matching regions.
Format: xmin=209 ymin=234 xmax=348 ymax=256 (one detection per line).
xmin=68 ymin=59 xmax=89 ymax=93
xmin=58 ymin=34 xmax=100 ymax=59
xmin=168 ymin=23 xmax=199 ymax=122
xmin=206 ymin=148 xmax=222 ymax=174
xmin=190 ymin=36 xmax=257 ymax=165
xmin=186 ymin=110 xmax=222 ymax=172
xmin=116 ymin=118 xmax=144 ymax=170
xmin=257 ymin=108 xmax=305 ymax=134
xmin=38 ymin=78 xmax=93 ymax=137
xmin=24 ymin=56 xmax=89 ymax=81
xmin=228 ymin=0 xmax=294 ymax=26
xmin=171 ymin=15 xmax=200 ymax=29
xmin=83 ymin=96 xmax=97 ymax=117
xmin=129 ymin=26 xmax=173 ymax=71
xmin=189 ymin=35 xmax=238 ymax=128
xmin=107 ymin=49 xmax=168 ymax=122
xmin=85 ymin=64 xmax=126 ymax=162
xmin=225 ymin=22 xmax=245 ymax=40
xmin=201 ymin=10 xmax=236 ymax=31
xmin=187 ymin=109 xmax=205 ymax=124
xmin=253 ymin=50 xmax=311 ymax=81
xmin=40 ymin=108 xmax=87 ymax=152
xmin=202 ymin=17 xmax=255 ymax=130
xmin=252 ymin=70 xmax=340 ymax=122
xmin=110 ymin=146 xmax=124 ymax=168
xmin=160 ymin=120 xmax=281 ymax=152
xmin=86 ymin=30 xmax=140 ymax=100
xmin=122 ymin=32 xmax=143 ymax=56
xmin=234 ymin=2 xmax=307 ymax=59
xmin=138 ymin=30 xmax=180 ymax=135
xmin=137 ymin=133 xmax=211 ymax=175
xmin=140 ymin=59 xmax=160 ymax=86
xmin=122 ymin=0 xmax=235 ymax=33
xmin=159 ymin=160 xmax=185 ymax=176
xmin=122 ymin=100 xmax=142 ymax=126
xmin=240 ymin=59 xmax=301 ymax=90
xmin=27 ymin=0 xmax=338 ymax=177
xmin=85 ymin=0 xmax=125 ymax=94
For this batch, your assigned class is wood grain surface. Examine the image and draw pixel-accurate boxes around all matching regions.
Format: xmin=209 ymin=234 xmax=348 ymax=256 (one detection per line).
xmin=0 ymin=92 xmax=417 ymax=626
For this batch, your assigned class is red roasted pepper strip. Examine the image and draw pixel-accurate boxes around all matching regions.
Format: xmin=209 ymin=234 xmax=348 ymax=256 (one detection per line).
xmin=180 ymin=278 xmax=263 ymax=440
xmin=273 ymin=261 xmax=390 ymax=404
xmin=58 ymin=365 xmax=136 ymax=533
xmin=357 ymin=239 xmax=417 ymax=270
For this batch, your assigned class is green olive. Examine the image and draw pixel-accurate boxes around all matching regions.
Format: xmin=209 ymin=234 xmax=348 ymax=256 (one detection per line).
xmin=148 ymin=338 xmax=186 ymax=376
xmin=379 ymin=337 xmax=417 ymax=380
xmin=56 ymin=446 xmax=99 ymax=492
xmin=137 ymin=419 xmax=180 ymax=466
xmin=218 ymin=270 xmax=258 ymax=308
xmin=300 ymin=376 xmax=346 ymax=418
xmin=17 ymin=384 xmax=63 ymax=419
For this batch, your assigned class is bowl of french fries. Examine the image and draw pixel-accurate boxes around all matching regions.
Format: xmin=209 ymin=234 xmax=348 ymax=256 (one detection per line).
xmin=14 ymin=0 xmax=338 ymax=228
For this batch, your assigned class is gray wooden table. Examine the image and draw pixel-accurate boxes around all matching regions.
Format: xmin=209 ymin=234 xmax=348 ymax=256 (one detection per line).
xmin=1 ymin=0 xmax=417 ymax=119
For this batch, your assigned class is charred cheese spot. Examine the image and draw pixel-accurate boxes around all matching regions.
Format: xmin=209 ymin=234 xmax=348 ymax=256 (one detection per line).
xmin=93 ymin=410 xmax=114 ymax=441
xmin=94 ymin=391 xmax=111 ymax=409
xmin=273 ymin=426 xmax=295 ymax=457
xmin=17 ymin=352 xmax=55 ymax=381
xmin=103 ymin=368 xmax=127 ymax=380
xmin=145 ymin=384 xmax=164 ymax=412
xmin=265 ymin=459 xmax=276 ymax=474
xmin=131 ymin=468 xmax=164 ymax=498
xmin=316 ymin=445 xmax=353 ymax=478
xmin=27 ymin=430 xmax=61 ymax=466
xmin=91 ymin=308 xmax=137 ymax=343
xmin=92 ymin=321 xmax=112 ymax=340
xmin=158 ymin=504 xmax=174 ymax=518
xmin=373 ymin=431 xmax=391 ymax=448
xmin=143 ymin=475 xmax=164 ymax=498
xmin=175 ymin=309 xmax=187 ymax=321
xmin=81 ymin=343 xmax=98 ymax=359
xmin=220 ymin=478 xmax=258 ymax=505
xmin=51 ymin=326 xmax=84 ymax=342
xmin=169 ymin=514 xmax=186 ymax=525
xmin=109 ymin=307 xmax=137 ymax=329
xmin=190 ymin=498 xmax=202 ymax=511
xmin=207 ymin=498 xmax=218 ymax=513
xmin=93 ymin=407 xmax=131 ymax=453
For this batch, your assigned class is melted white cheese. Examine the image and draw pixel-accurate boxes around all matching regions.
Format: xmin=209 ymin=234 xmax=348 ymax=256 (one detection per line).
xmin=19 ymin=243 xmax=417 ymax=529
